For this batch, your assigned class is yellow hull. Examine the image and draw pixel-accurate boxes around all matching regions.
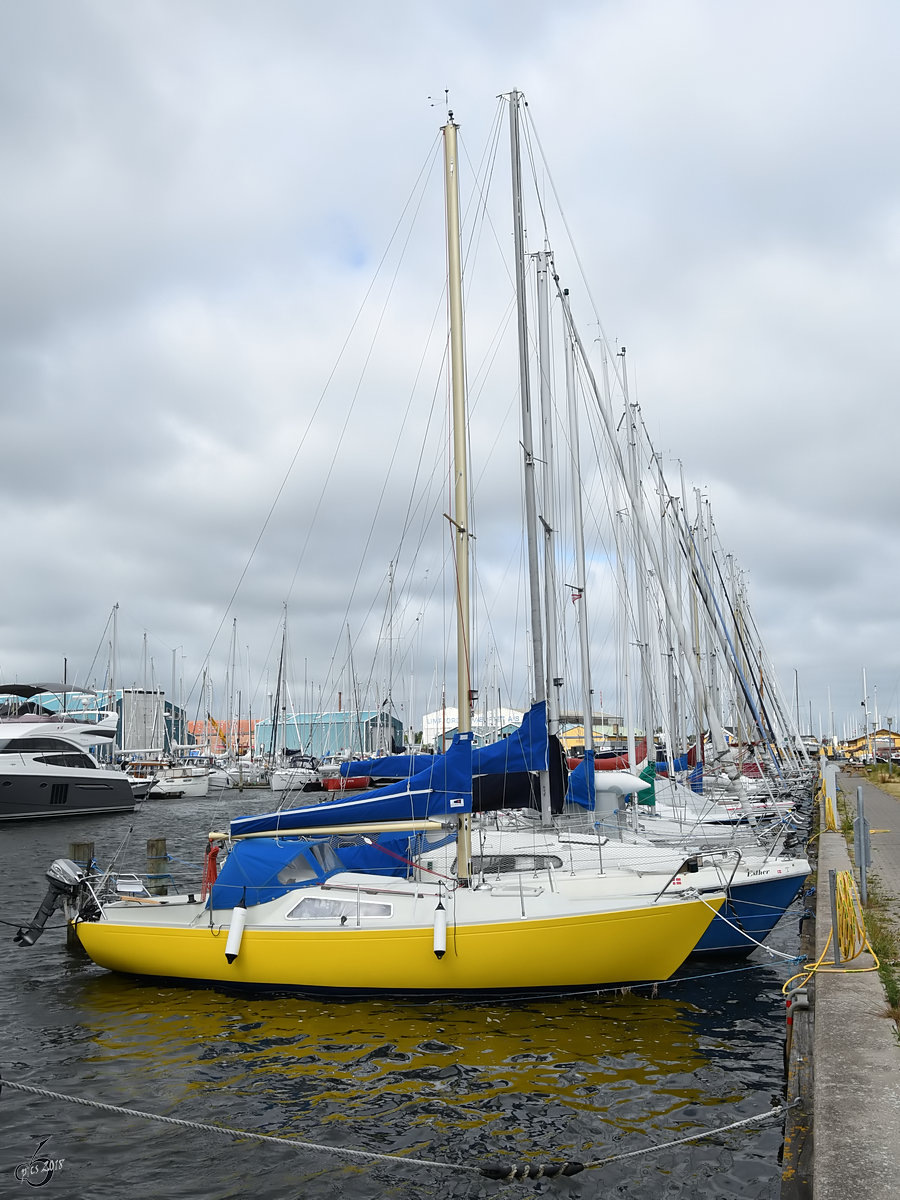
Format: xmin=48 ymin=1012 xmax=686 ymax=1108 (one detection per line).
xmin=75 ymin=896 xmax=722 ymax=995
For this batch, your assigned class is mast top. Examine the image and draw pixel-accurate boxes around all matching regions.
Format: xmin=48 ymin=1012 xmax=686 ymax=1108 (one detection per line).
xmin=430 ymin=88 xmax=453 ymax=125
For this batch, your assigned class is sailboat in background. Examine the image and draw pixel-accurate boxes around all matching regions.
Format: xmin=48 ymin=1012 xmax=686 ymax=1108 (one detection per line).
xmin=18 ymin=98 xmax=724 ymax=994
xmin=268 ymin=614 xmax=321 ymax=793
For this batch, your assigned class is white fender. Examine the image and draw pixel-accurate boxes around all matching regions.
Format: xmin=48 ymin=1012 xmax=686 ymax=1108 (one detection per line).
xmin=225 ymin=901 xmax=248 ymax=964
xmin=433 ymin=900 xmax=447 ymax=959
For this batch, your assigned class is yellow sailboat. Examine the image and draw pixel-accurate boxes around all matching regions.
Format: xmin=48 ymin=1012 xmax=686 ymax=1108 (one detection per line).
xmin=72 ymin=872 xmax=721 ymax=994
xmin=19 ymin=99 xmax=723 ymax=996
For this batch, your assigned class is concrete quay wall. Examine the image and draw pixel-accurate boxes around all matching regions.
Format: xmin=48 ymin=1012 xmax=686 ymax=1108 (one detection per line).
xmin=782 ymin=769 xmax=900 ymax=1199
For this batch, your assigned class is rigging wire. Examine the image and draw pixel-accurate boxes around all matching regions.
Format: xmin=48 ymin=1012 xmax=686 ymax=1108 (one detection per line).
xmin=518 ymin=96 xmax=626 ymax=401
xmin=325 ymin=106 xmax=514 ymax=729
xmin=187 ymin=134 xmax=446 ymax=708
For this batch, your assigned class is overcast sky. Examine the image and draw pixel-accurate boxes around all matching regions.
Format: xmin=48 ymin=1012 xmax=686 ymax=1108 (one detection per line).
xmin=2 ymin=0 xmax=897 ymax=743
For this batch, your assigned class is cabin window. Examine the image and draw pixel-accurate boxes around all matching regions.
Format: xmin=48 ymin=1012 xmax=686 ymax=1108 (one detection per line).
xmin=307 ymin=843 xmax=342 ymax=874
xmin=34 ymin=753 xmax=96 ymax=769
xmin=276 ymin=843 xmax=343 ymax=885
xmin=284 ymin=896 xmax=392 ymax=921
xmin=0 ymin=737 xmax=82 ymax=755
xmin=276 ymin=852 xmax=319 ymax=884
xmin=469 ymin=854 xmax=564 ymax=875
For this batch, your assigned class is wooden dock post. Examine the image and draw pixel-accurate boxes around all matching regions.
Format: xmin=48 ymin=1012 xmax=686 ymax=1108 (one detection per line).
xmin=147 ymin=837 xmax=168 ymax=895
xmin=68 ymin=842 xmax=95 ymax=871
xmin=67 ymin=923 xmax=86 ymax=952
xmin=66 ymin=842 xmax=94 ymax=952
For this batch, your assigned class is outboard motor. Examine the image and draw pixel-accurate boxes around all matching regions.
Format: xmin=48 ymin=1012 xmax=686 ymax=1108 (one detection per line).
xmin=15 ymin=858 xmax=87 ymax=947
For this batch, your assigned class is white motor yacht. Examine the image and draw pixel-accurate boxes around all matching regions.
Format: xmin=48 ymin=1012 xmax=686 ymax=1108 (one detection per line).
xmin=0 ymin=683 xmax=136 ymax=820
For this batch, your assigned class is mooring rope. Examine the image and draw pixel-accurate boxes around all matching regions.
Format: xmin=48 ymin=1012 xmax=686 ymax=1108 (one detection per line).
xmin=0 ymin=1078 xmax=476 ymax=1175
xmin=1 ymin=1077 xmax=797 ymax=1182
xmin=586 ymin=1101 xmax=799 ymax=1167
xmin=694 ymin=894 xmax=803 ymax=961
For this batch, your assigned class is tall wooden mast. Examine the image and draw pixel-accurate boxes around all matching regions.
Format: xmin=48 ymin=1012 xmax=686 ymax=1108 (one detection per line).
xmin=442 ymin=112 xmax=472 ymax=878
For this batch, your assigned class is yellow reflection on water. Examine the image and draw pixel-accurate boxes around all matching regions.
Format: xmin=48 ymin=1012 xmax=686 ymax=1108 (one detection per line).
xmin=74 ymin=971 xmax=718 ymax=1140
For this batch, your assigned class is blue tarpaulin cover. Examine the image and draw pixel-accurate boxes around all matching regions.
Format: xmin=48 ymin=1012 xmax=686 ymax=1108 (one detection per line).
xmin=210 ymin=838 xmax=321 ymax=908
xmin=209 ymin=825 xmax=455 ymax=909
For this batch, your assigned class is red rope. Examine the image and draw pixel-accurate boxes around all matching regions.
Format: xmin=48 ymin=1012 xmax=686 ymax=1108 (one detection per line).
xmin=364 ymin=838 xmax=455 ymax=881
xmin=200 ymin=843 xmax=221 ymax=901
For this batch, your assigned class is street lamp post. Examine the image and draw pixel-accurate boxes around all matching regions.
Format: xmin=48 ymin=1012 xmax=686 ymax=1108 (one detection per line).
xmin=889 ymin=717 xmax=894 ymax=778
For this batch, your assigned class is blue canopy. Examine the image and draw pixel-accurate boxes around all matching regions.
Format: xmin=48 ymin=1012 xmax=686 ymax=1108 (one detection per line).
xmin=341 ymin=751 xmax=429 ymax=780
xmin=209 ymin=824 xmax=456 ymax=909
xmin=230 ymin=731 xmax=473 ymax=838
xmin=211 ymin=838 xmax=330 ymax=908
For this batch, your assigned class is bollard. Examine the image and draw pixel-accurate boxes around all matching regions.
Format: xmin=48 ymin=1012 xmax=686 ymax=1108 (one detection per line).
xmin=147 ymin=837 xmax=168 ymax=895
xmin=791 ymin=987 xmax=810 ymax=1012
xmin=854 ymin=786 xmax=870 ymax=905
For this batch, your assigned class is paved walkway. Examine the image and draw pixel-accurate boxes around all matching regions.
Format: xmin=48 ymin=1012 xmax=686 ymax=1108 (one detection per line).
xmin=842 ymin=770 xmax=900 ymax=932
xmin=805 ymin=769 xmax=900 ymax=1200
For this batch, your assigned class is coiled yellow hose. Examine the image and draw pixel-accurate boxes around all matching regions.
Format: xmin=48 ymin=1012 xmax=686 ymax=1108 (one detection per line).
xmin=783 ymin=869 xmax=879 ymax=995
xmin=819 ymin=774 xmax=839 ymax=832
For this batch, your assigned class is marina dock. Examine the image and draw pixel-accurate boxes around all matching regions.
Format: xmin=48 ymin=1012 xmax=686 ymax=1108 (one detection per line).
xmin=782 ymin=769 xmax=900 ymax=1199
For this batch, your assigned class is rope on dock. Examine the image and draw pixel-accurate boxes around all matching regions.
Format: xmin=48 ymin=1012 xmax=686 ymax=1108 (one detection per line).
xmin=1 ymin=1076 xmax=798 ymax=1182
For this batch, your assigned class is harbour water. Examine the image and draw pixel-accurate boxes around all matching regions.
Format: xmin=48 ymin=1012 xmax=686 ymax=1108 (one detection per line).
xmin=0 ymin=788 xmax=806 ymax=1198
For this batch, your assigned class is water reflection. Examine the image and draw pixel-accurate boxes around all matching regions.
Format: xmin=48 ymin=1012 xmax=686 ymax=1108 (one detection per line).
xmin=71 ymin=970 xmax=737 ymax=1146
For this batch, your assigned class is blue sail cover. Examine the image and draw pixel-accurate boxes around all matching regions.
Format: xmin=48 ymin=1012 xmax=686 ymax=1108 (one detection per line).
xmin=564 ymin=752 xmax=596 ymax=809
xmin=340 ymin=752 xmax=427 ymax=780
xmin=473 ymin=701 xmax=548 ymax=775
xmin=341 ymin=701 xmax=549 ymax=780
xmin=229 ymin=731 xmax=473 ymax=838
